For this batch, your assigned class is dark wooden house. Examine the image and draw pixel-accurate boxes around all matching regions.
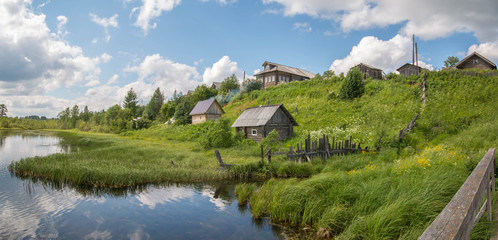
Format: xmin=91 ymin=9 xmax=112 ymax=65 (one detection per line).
xmin=211 ymin=82 xmax=221 ymax=90
xmin=189 ymin=99 xmax=224 ymax=125
xmin=456 ymin=52 xmax=496 ymax=70
xmin=397 ymin=63 xmax=422 ymax=77
xmin=232 ymin=104 xmax=298 ymax=142
xmin=254 ymin=61 xmax=315 ymax=88
xmin=353 ymin=63 xmax=383 ymax=79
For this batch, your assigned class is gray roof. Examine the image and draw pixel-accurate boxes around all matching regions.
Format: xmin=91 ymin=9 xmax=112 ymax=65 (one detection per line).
xmin=456 ymin=52 xmax=497 ymax=69
xmin=189 ymin=98 xmax=224 ymax=115
xmin=254 ymin=61 xmax=315 ymax=79
xmin=211 ymin=82 xmax=221 ymax=89
xmin=396 ymin=63 xmax=422 ymax=72
xmin=356 ymin=62 xmax=383 ymax=71
xmin=231 ymin=104 xmax=298 ymax=127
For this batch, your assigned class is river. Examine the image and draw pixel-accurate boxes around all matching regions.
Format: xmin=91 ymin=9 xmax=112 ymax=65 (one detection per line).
xmin=0 ymin=130 xmax=285 ymax=239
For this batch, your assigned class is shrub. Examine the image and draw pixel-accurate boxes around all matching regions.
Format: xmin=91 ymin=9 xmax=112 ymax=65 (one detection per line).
xmin=339 ymin=67 xmax=365 ymax=99
xmin=199 ymin=118 xmax=234 ymax=149
xmin=260 ymin=129 xmax=281 ymax=151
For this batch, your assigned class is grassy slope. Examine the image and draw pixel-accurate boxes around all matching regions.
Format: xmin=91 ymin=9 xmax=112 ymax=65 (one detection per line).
xmin=10 ymin=71 xmax=498 ymax=238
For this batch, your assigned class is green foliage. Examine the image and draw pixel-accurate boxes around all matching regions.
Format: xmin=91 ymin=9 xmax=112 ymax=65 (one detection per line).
xmin=444 ymin=56 xmax=460 ymax=68
xmin=199 ymin=118 xmax=234 ymax=149
xmin=260 ymin=129 xmax=281 ymax=151
xmin=339 ymin=66 xmax=365 ymax=99
xmin=173 ymin=98 xmax=194 ymax=125
xmin=323 ymin=70 xmax=335 ymax=79
xmin=0 ymin=104 xmax=7 ymax=117
xmin=192 ymin=84 xmax=218 ymax=103
xmin=123 ymin=88 xmax=138 ymax=117
xmin=241 ymin=79 xmax=262 ymax=95
xmin=145 ymin=87 xmax=164 ymax=120
xmin=219 ymin=74 xmax=240 ymax=94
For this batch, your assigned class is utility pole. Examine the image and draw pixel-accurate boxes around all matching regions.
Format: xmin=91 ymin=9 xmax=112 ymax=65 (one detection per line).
xmin=412 ymin=34 xmax=415 ymax=65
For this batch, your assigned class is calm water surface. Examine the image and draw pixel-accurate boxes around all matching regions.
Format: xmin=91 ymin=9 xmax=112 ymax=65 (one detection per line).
xmin=0 ymin=130 xmax=285 ymax=239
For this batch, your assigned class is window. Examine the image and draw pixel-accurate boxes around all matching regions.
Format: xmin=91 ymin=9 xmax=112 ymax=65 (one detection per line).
xmin=251 ymin=129 xmax=257 ymax=136
xmin=473 ymin=59 xmax=479 ymax=64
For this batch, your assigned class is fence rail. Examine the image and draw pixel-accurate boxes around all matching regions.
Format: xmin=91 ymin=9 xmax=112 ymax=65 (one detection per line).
xmin=419 ymin=148 xmax=496 ymax=240
xmin=262 ymin=135 xmax=379 ymax=163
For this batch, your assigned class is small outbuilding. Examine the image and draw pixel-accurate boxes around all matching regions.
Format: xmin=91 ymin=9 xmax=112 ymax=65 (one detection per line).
xmin=397 ymin=63 xmax=422 ymax=77
xmin=456 ymin=52 xmax=497 ymax=70
xmin=353 ymin=63 xmax=383 ymax=79
xmin=232 ymin=104 xmax=298 ymax=142
xmin=211 ymin=82 xmax=221 ymax=90
xmin=189 ymin=99 xmax=224 ymax=125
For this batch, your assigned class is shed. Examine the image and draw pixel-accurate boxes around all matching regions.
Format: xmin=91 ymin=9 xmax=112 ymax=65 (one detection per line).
xmin=189 ymin=99 xmax=225 ymax=124
xmin=211 ymin=82 xmax=221 ymax=90
xmin=353 ymin=63 xmax=383 ymax=79
xmin=232 ymin=104 xmax=298 ymax=142
xmin=397 ymin=63 xmax=422 ymax=77
xmin=456 ymin=52 xmax=496 ymax=70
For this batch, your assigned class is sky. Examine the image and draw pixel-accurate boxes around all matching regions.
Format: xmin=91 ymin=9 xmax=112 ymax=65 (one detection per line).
xmin=1 ymin=0 xmax=497 ymax=117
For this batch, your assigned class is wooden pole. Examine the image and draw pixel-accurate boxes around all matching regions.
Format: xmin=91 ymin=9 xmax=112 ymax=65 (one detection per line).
xmin=267 ymin=148 xmax=271 ymax=163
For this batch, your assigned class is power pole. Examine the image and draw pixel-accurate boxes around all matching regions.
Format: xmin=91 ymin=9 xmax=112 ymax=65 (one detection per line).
xmin=412 ymin=34 xmax=415 ymax=65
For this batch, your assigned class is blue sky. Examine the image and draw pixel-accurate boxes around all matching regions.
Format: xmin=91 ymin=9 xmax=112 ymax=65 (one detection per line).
xmin=1 ymin=0 xmax=497 ymax=117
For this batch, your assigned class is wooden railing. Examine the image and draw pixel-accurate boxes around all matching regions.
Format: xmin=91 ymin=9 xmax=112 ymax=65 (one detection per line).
xmin=419 ymin=148 xmax=496 ymax=240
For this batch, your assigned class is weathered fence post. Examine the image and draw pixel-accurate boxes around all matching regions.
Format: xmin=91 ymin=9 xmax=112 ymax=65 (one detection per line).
xmin=267 ymin=148 xmax=271 ymax=163
xmin=260 ymin=145 xmax=264 ymax=163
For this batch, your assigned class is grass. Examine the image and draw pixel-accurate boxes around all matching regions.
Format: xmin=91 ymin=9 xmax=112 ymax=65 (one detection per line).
xmin=8 ymin=71 xmax=498 ymax=238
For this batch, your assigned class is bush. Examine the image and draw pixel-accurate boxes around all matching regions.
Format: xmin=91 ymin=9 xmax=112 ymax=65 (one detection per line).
xmin=339 ymin=67 xmax=365 ymax=99
xmin=260 ymin=129 xmax=281 ymax=151
xmin=199 ymin=118 xmax=234 ymax=149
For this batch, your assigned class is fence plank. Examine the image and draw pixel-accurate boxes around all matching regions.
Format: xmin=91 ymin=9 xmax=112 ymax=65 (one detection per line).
xmin=419 ymin=148 xmax=495 ymax=240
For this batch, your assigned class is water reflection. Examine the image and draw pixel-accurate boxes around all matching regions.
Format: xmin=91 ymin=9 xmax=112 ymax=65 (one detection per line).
xmin=0 ymin=130 xmax=286 ymax=239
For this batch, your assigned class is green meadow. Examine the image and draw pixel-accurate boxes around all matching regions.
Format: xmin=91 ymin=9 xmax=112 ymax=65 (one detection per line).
xmin=8 ymin=70 xmax=498 ymax=239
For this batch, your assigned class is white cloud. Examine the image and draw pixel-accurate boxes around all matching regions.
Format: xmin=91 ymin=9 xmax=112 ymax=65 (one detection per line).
xmin=131 ymin=0 xmax=181 ymax=35
xmin=107 ymin=74 xmax=119 ymax=85
xmin=293 ymin=22 xmax=312 ymax=33
xmin=467 ymin=41 xmax=498 ymax=62
xmin=202 ymin=56 xmax=243 ymax=85
xmin=330 ymin=34 xmax=433 ymax=75
xmin=125 ymin=54 xmax=201 ymax=99
xmin=200 ymin=0 xmax=236 ymax=5
xmin=262 ymin=0 xmax=498 ymax=42
xmin=89 ymin=13 xmax=118 ymax=42
xmin=0 ymin=0 xmax=105 ymax=96
xmin=56 ymin=15 xmax=68 ymax=38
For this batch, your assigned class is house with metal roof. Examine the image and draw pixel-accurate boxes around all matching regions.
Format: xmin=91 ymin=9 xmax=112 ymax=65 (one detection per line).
xmin=189 ymin=98 xmax=224 ymax=125
xmin=353 ymin=63 xmax=383 ymax=79
xmin=232 ymin=104 xmax=298 ymax=142
xmin=211 ymin=82 xmax=221 ymax=90
xmin=456 ymin=52 xmax=497 ymax=70
xmin=254 ymin=61 xmax=315 ymax=89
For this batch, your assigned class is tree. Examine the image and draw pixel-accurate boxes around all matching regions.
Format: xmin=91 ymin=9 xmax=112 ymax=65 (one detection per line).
xmin=123 ymin=88 xmax=139 ymax=117
xmin=80 ymin=106 xmax=92 ymax=122
xmin=192 ymin=85 xmax=217 ymax=103
xmin=444 ymin=56 xmax=460 ymax=68
xmin=0 ymin=104 xmax=7 ymax=117
xmin=57 ymin=107 xmax=71 ymax=129
xmin=339 ymin=67 xmax=365 ymax=100
xmin=219 ymin=74 xmax=240 ymax=94
xmin=241 ymin=79 xmax=263 ymax=94
xmin=323 ymin=70 xmax=335 ymax=79
xmin=145 ymin=87 xmax=164 ymax=120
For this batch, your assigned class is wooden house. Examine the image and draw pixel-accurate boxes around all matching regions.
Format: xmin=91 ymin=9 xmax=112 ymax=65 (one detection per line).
xmin=353 ymin=63 xmax=383 ymax=79
xmin=232 ymin=104 xmax=298 ymax=142
xmin=397 ymin=63 xmax=422 ymax=77
xmin=456 ymin=52 xmax=496 ymax=70
xmin=211 ymin=82 xmax=221 ymax=90
xmin=254 ymin=61 xmax=315 ymax=88
xmin=189 ymin=99 xmax=224 ymax=125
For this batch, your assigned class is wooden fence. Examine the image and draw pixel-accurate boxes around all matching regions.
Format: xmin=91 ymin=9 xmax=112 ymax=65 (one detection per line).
xmin=262 ymin=135 xmax=379 ymax=163
xmin=419 ymin=148 xmax=496 ymax=240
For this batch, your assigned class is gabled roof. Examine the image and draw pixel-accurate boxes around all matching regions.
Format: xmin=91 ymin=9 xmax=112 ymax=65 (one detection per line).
xmin=355 ymin=62 xmax=382 ymax=71
xmin=231 ymin=104 xmax=298 ymax=127
xmin=254 ymin=61 xmax=315 ymax=79
xmin=396 ymin=63 xmax=422 ymax=72
xmin=456 ymin=52 xmax=497 ymax=69
xmin=211 ymin=82 xmax=221 ymax=89
xmin=189 ymin=98 xmax=224 ymax=116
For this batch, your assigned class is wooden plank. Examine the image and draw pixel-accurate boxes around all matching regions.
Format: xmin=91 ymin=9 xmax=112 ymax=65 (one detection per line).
xmin=419 ymin=148 xmax=495 ymax=240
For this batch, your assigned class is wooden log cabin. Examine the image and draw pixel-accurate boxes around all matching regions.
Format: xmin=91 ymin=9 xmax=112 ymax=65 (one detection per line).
xmin=397 ymin=63 xmax=422 ymax=77
xmin=456 ymin=52 xmax=497 ymax=70
xmin=232 ymin=104 xmax=298 ymax=142
xmin=189 ymin=98 xmax=224 ymax=124
xmin=353 ymin=63 xmax=383 ymax=79
xmin=254 ymin=61 xmax=315 ymax=88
